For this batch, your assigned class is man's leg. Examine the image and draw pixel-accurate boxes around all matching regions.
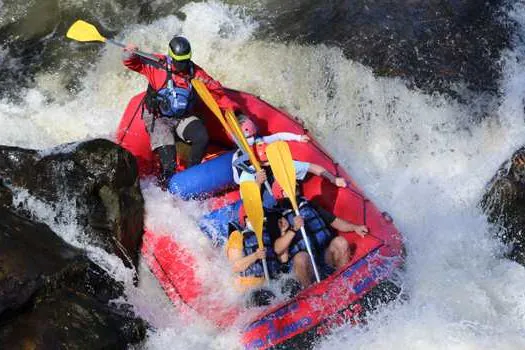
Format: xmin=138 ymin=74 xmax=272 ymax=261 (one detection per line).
xmin=155 ymin=145 xmax=177 ymax=188
xmin=143 ymin=110 xmax=177 ymax=188
xmin=324 ymin=236 xmax=351 ymax=269
xmin=292 ymin=251 xmax=314 ymax=288
xmin=175 ymin=116 xmax=209 ymax=166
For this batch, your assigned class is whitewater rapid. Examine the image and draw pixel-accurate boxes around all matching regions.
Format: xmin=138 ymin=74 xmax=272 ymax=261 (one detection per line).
xmin=2 ymin=1 xmax=525 ymax=349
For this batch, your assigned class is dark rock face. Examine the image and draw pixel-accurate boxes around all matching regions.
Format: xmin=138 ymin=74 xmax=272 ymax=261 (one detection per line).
xmin=263 ymin=0 xmax=511 ymax=96
xmin=1 ymin=0 xmax=513 ymax=102
xmin=0 ymin=138 xmax=144 ymax=268
xmin=0 ymin=0 xmax=151 ymax=100
xmin=0 ymin=207 xmax=146 ymax=348
xmin=0 ymin=289 xmax=145 ymax=350
xmin=0 ymin=179 xmax=12 ymax=208
xmin=480 ymin=147 xmax=525 ymax=265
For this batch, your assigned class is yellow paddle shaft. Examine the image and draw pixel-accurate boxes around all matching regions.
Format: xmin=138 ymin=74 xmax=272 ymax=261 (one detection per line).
xmin=225 ymin=110 xmax=262 ymax=172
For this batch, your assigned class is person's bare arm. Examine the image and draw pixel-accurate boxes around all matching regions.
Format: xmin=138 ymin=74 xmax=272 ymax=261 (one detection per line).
xmin=274 ymin=216 xmax=303 ymax=255
xmin=331 ymin=218 xmax=368 ymax=237
xmin=227 ymin=247 xmax=266 ymax=273
xmin=274 ymin=230 xmax=296 ymax=255
xmin=307 ymin=163 xmax=347 ymax=187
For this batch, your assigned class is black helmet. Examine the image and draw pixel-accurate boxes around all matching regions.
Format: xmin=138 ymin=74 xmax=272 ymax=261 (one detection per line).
xmin=168 ymin=36 xmax=192 ymax=61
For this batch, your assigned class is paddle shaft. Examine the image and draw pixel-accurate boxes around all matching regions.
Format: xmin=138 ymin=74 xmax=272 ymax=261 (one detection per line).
xmin=265 ymin=141 xmax=321 ymax=283
xmin=294 ymin=208 xmax=321 ymax=283
xmin=262 ymin=258 xmax=270 ymax=285
xmin=191 ymin=80 xmax=245 ymax=152
xmin=223 ymin=111 xmax=274 ymax=194
xmin=105 ymin=38 xmax=161 ymax=63
xmin=239 ymin=181 xmax=271 ymax=283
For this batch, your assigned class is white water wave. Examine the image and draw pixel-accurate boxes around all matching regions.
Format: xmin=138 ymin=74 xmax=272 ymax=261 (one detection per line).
xmin=2 ymin=0 xmax=525 ymax=349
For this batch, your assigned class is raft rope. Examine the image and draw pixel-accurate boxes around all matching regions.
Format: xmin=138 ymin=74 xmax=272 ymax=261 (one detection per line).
xmin=117 ymin=95 xmax=146 ymax=145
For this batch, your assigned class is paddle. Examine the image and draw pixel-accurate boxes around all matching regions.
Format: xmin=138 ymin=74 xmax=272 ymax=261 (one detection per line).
xmin=224 ymin=110 xmax=273 ymax=194
xmin=190 ymin=79 xmax=238 ymax=145
xmin=225 ymin=110 xmax=262 ymax=172
xmin=240 ymin=181 xmax=270 ymax=283
xmin=66 ymin=20 xmax=160 ymax=63
xmin=266 ymin=141 xmax=321 ymax=283
xmin=191 ymin=81 xmax=273 ymax=194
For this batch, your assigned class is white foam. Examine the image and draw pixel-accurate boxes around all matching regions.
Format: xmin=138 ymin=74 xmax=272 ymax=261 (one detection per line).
xmin=10 ymin=187 xmax=135 ymax=284
xmin=2 ymin=0 xmax=525 ymax=348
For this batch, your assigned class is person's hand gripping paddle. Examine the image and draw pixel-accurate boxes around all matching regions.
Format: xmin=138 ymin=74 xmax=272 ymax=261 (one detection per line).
xmin=266 ymin=141 xmax=321 ymax=283
xmin=240 ymin=181 xmax=270 ymax=283
xmin=66 ymin=20 xmax=160 ymax=63
xmin=224 ymin=110 xmax=273 ymax=195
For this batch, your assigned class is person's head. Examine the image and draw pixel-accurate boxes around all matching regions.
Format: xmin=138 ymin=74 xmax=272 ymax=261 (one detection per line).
xmin=169 ymin=36 xmax=192 ymax=72
xmin=238 ymin=114 xmax=257 ymax=138
xmin=277 ymin=216 xmax=290 ymax=232
xmin=272 ymin=181 xmax=287 ymax=200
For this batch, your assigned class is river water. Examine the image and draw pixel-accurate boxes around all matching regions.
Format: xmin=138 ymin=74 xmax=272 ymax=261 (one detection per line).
xmin=2 ymin=1 xmax=525 ymax=349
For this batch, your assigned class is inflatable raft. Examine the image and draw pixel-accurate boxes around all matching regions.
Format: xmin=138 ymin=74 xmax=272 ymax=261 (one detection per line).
xmin=116 ymin=89 xmax=404 ymax=349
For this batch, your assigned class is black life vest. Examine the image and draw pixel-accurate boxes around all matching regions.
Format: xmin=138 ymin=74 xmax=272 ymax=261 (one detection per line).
xmin=230 ymin=224 xmax=281 ymax=279
xmin=282 ymin=197 xmax=334 ymax=258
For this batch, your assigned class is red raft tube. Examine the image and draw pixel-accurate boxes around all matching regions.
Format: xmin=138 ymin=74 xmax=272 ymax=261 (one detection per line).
xmin=116 ymin=88 xmax=405 ymax=349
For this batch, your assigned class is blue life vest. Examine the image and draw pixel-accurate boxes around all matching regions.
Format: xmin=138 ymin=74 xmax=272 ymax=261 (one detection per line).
xmin=231 ymin=149 xmax=253 ymax=183
xmin=283 ymin=198 xmax=334 ymax=258
xmin=157 ymin=84 xmax=193 ymax=118
xmin=154 ymin=56 xmax=195 ymax=118
xmin=237 ymin=227 xmax=281 ymax=279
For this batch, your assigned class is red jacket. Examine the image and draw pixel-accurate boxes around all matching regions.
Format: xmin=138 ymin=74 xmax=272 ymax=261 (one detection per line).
xmin=122 ymin=52 xmax=238 ymax=111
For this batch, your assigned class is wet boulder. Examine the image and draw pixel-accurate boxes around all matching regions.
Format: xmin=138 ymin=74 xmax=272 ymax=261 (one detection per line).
xmin=0 ymin=138 xmax=144 ymax=269
xmin=266 ymin=0 xmax=511 ymax=96
xmin=480 ymin=146 xmax=525 ymax=265
xmin=0 ymin=289 xmax=146 ymax=349
xmin=0 ymin=207 xmax=146 ymax=348
xmin=0 ymin=179 xmax=12 ymax=208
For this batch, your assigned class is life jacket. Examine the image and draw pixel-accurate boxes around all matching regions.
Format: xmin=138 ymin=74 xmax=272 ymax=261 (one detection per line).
xmin=145 ymin=56 xmax=195 ymax=118
xmin=282 ymin=197 xmax=334 ymax=258
xmin=232 ymin=226 xmax=281 ymax=279
xmin=231 ymin=149 xmax=252 ymax=184
xmin=231 ymin=137 xmax=268 ymax=183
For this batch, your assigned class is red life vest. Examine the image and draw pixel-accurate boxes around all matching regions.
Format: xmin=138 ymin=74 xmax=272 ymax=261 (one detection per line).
xmin=253 ymin=138 xmax=268 ymax=162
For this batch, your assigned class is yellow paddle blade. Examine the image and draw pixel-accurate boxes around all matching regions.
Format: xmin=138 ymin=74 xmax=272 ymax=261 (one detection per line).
xmin=225 ymin=110 xmax=262 ymax=172
xmin=266 ymin=141 xmax=298 ymax=211
xmin=66 ymin=20 xmax=107 ymax=43
xmin=240 ymin=181 xmax=264 ymax=248
xmin=191 ymin=79 xmax=234 ymax=136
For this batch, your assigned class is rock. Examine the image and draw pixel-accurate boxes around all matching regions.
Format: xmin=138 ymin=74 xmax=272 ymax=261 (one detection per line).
xmin=0 ymin=1 xmax=149 ymax=100
xmin=0 ymin=207 xmax=147 ymax=347
xmin=480 ymin=146 xmax=525 ymax=265
xmin=0 ymin=179 xmax=12 ymax=208
xmin=265 ymin=0 xmax=510 ymax=96
xmin=0 ymin=289 xmax=146 ymax=350
xmin=1 ymin=0 xmax=513 ymax=102
xmin=0 ymin=207 xmax=120 ymax=314
xmin=0 ymin=138 xmax=144 ymax=269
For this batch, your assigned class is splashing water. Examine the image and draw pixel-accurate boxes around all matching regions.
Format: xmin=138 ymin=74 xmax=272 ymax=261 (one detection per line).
xmin=2 ymin=1 xmax=525 ymax=349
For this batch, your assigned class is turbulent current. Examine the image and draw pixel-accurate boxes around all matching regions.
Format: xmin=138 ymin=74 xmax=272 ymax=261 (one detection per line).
xmin=2 ymin=1 xmax=525 ymax=349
